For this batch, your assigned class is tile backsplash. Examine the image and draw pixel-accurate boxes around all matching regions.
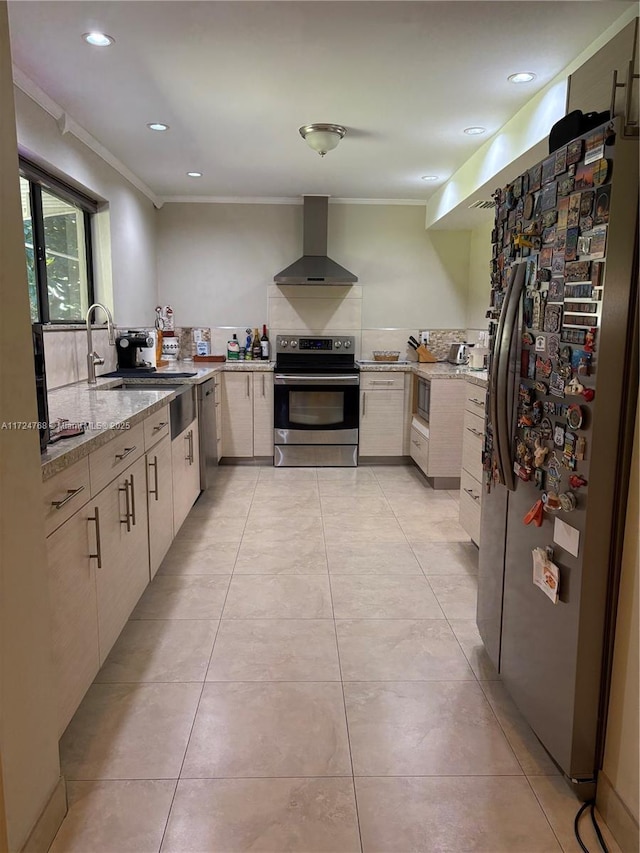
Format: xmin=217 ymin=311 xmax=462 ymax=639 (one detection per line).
xmin=44 ymin=327 xmax=117 ymax=389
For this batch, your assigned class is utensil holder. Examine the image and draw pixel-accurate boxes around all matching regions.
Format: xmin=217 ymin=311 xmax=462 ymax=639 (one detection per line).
xmin=417 ymin=345 xmax=437 ymax=362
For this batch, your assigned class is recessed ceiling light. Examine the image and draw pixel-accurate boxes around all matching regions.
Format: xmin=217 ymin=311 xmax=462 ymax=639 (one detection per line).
xmin=82 ymin=32 xmax=114 ymax=47
xmin=464 ymin=126 xmax=486 ymax=136
xmin=147 ymin=122 xmax=169 ymax=132
xmin=508 ymin=72 xmax=536 ymax=84
xmin=421 ymin=175 xmax=438 ymax=182
xmin=187 ymin=171 xmax=202 ymax=178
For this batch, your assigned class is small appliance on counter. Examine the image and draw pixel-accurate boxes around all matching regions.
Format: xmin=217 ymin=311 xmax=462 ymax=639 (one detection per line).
xmin=447 ymin=343 xmax=467 ymax=365
xmin=115 ymin=330 xmax=156 ymax=372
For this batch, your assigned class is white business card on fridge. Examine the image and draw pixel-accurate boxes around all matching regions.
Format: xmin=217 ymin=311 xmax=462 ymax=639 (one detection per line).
xmin=553 ymin=517 xmax=580 ymax=558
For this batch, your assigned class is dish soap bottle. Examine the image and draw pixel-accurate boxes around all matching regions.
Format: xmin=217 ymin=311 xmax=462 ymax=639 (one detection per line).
xmin=227 ymin=334 xmax=240 ymax=361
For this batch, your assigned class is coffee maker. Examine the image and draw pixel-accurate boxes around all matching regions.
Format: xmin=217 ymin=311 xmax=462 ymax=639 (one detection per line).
xmin=115 ymin=331 xmax=156 ymax=372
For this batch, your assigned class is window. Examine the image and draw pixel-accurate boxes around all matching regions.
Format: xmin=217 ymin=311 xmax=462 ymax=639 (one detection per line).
xmin=19 ymin=161 xmax=97 ymax=323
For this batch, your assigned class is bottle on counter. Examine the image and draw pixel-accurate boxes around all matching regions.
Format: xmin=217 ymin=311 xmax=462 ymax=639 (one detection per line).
xmin=227 ymin=334 xmax=240 ymax=360
xmin=260 ymin=324 xmax=270 ymax=360
xmin=245 ymin=330 xmax=253 ymax=360
xmin=252 ymin=328 xmax=262 ymax=360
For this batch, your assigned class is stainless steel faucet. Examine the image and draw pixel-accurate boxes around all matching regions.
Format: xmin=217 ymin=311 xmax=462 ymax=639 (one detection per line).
xmin=86 ymin=303 xmax=115 ymax=384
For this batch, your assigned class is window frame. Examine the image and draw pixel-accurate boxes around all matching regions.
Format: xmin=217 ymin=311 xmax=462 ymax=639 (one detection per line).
xmin=19 ymin=159 xmax=98 ymax=324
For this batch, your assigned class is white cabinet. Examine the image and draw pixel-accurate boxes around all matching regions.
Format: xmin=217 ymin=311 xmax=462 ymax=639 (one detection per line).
xmin=146 ymin=433 xmax=174 ymax=578
xmin=359 ymin=372 xmax=406 ymax=457
xmin=214 ymin=376 xmax=222 ymax=462
xmin=172 ymin=418 xmax=200 ymax=532
xmin=221 ymin=372 xmax=253 ymax=457
xmin=411 ymin=377 xmax=466 ymax=487
xmin=410 ymin=419 xmax=430 ymax=474
xmin=253 ymin=372 xmax=274 ymax=457
xmin=459 ymin=380 xmax=486 ymax=544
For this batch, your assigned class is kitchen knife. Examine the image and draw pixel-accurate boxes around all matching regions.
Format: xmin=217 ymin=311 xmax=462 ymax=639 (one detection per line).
xmin=407 ymin=339 xmax=418 ymax=350
xmin=409 ymin=336 xmax=421 ymax=348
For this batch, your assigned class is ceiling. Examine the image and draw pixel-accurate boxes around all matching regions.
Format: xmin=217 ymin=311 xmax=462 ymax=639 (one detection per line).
xmin=7 ymin=1 xmax=632 ymax=203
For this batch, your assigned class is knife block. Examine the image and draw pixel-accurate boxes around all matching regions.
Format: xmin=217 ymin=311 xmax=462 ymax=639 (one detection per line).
xmin=417 ymin=345 xmax=437 ymax=363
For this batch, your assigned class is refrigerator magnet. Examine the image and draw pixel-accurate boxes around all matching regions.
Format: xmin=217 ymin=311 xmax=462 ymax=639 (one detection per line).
xmin=566 ymin=376 xmax=585 ymax=395
xmin=529 ymin=163 xmax=543 ymax=192
xmin=553 ymin=424 xmax=565 ymax=447
xmin=551 ymin=253 xmax=565 ymax=276
xmin=550 ymin=372 xmax=566 ymax=398
xmin=535 ymin=467 xmax=546 ymax=490
xmin=513 ymin=175 xmax=524 ymax=199
xmin=547 ymin=455 xmax=563 ymax=489
xmin=564 ymin=228 xmax=580 ymax=262
xmin=548 ymin=279 xmax=565 ymax=302
xmin=580 ymin=190 xmax=595 ymax=216
xmin=523 ymin=193 xmax=535 ymax=220
xmin=584 ymin=328 xmax=597 ymax=352
xmin=543 ymin=491 xmax=562 ymax=512
xmin=557 ymin=197 xmax=570 ymax=230
xmin=540 ymin=182 xmax=558 ymax=212
xmin=566 ymin=138 xmax=583 ymax=165
xmin=557 ymin=176 xmax=575 ymax=197
xmin=540 ymin=417 xmax=553 ymax=439
xmin=532 ymin=547 xmax=560 ymax=602
xmin=554 ymin=147 xmax=568 ymax=176
xmin=566 ymin=404 xmax=583 ymax=430
xmin=582 ymin=388 xmax=595 ymax=403
xmin=536 ymin=356 xmax=552 ymax=378
xmin=535 ymin=381 xmax=549 ymax=395
xmin=543 ymin=304 xmax=563 ymax=333
xmin=547 ymin=334 xmax=560 ymax=360
xmin=535 ymin=335 xmax=546 ymax=352
xmin=576 ymin=436 xmax=587 ymax=461
xmin=569 ymin=473 xmax=588 ymax=489
xmin=541 ymin=208 xmax=557 ymax=228
xmin=575 ymin=163 xmax=595 ymax=191
xmin=541 ymin=156 xmax=556 ymax=185
xmin=567 ymin=194 xmax=582 ymax=227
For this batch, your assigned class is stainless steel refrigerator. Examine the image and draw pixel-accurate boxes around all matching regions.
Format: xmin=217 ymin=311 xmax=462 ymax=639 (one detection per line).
xmin=476 ymin=117 xmax=638 ymax=798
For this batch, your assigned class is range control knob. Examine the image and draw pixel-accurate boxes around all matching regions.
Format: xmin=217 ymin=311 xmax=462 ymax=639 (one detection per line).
xmin=281 ymin=340 xmax=288 ymax=348
xmin=335 ymin=340 xmax=342 ymax=348
xmin=344 ymin=340 xmax=352 ymax=348
xmin=291 ymin=340 xmax=298 ymax=348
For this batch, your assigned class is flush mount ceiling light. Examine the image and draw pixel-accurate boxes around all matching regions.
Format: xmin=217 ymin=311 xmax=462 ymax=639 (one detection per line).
xmin=421 ymin=175 xmax=438 ymax=182
xmin=508 ymin=71 xmax=536 ymax=84
xmin=464 ymin=126 xmax=486 ymax=136
xmin=187 ymin=171 xmax=202 ymax=178
xmin=82 ymin=32 xmax=114 ymax=47
xmin=299 ymin=123 xmax=347 ymax=157
xmin=147 ymin=122 xmax=169 ymax=132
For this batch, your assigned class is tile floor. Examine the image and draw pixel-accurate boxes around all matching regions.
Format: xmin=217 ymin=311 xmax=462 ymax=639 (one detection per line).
xmin=51 ymin=465 xmax=621 ymax=852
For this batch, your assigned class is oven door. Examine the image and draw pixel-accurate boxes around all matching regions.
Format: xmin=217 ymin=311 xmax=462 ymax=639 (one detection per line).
xmin=274 ymin=373 xmax=359 ymax=445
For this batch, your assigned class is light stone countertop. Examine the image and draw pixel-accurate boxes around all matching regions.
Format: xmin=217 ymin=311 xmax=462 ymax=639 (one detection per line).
xmin=43 ymin=358 xmax=486 ymax=478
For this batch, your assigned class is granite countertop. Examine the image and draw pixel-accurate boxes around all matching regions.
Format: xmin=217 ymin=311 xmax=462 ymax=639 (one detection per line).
xmin=358 ymin=360 xmax=489 ymax=388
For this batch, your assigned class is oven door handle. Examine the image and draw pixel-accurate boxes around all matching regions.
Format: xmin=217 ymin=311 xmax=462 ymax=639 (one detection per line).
xmin=274 ymin=374 xmax=360 ymax=386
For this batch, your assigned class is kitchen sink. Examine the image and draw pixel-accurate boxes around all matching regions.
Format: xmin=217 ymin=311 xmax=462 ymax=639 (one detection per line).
xmin=96 ymin=383 xmax=183 ymax=390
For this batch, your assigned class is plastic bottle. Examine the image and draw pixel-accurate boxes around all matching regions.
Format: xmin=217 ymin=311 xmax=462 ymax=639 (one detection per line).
xmin=227 ymin=334 xmax=240 ymax=360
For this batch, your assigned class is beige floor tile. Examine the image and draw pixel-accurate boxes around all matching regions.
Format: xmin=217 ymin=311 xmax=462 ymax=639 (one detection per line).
xmin=258 ymin=467 xmax=318 ymax=482
xmin=429 ymin=574 xmax=478 ymax=620
xmin=381 ymin=481 xmax=454 ymax=501
xmin=158 ymin=541 xmax=239 ymax=575
xmin=187 ymin=497 xmax=252 ymax=520
xmin=337 ymin=620 xmax=474 ymax=682
xmin=174 ymin=515 xmax=247 ymax=543
xmin=321 ymin=495 xmax=392 ymax=516
xmin=161 ymin=778 xmax=360 ymax=853
xmin=402 ymin=517 xmax=471 ymax=544
xmin=249 ymin=495 xmax=322 ymax=517
xmin=413 ymin=541 xmax=479 ymax=576
xmin=326 ymin=541 xmax=422 ymax=575
xmin=242 ymin=515 xmax=324 ymax=540
xmin=235 ymin=536 xmax=328 ymax=574
xmin=252 ymin=483 xmax=320 ymax=502
xmin=319 ymin=480 xmax=386 ymax=498
xmin=330 ymin=575 xmax=444 ymax=619
xmin=528 ymin=776 xmax=622 ymax=853
xmin=131 ymin=576 xmax=230 ymax=620
xmin=50 ymin=780 xmax=176 ymax=853
xmin=223 ymin=575 xmax=333 ymax=618
xmin=391 ymin=498 xmax=459 ymax=520
xmin=317 ymin=466 xmax=377 ymax=481
xmin=207 ymin=620 xmax=340 ymax=681
xmin=479 ymin=681 xmax=561 ymax=776
xmin=96 ymin=619 xmax=218 ymax=683
xmin=449 ymin=619 xmax=500 ymax=681
xmin=344 ymin=681 xmax=522 ymax=776
xmin=447 ymin=488 xmax=461 ymax=501
xmin=181 ymin=682 xmax=351 ymax=778
xmin=323 ymin=516 xmax=407 ymax=544
xmin=356 ymin=776 xmax=561 ymax=852
xmin=60 ymin=683 xmax=201 ymax=780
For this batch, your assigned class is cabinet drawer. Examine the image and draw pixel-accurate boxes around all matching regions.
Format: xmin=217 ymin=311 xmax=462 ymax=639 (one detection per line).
xmin=459 ymin=469 xmax=482 ymax=544
xmin=144 ymin=405 xmax=170 ymax=450
xmin=463 ymin=409 xmax=484 ymax=442
xmin=89 ymin=422 xmax=145 ymax=495
xmin=361 ymin=372 xmax=406 ymax=391
xmin=410 ymin=426 xmax=429 ymax=475
xmin=465 ymin=384 xmax=486 ymax=416
xmin=43 ymin=457 xmax=91 ymax=537
xmin=461 ymin=428 xmax=483 ymax=484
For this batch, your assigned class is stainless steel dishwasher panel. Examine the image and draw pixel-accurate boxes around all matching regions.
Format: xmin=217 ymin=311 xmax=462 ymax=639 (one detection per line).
xmin=197 ymin=378 xmax=218 ymax=490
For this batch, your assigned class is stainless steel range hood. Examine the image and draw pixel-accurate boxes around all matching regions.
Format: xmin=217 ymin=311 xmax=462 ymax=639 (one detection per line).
xmin=274 ymin=196 xmax=358 ymax=285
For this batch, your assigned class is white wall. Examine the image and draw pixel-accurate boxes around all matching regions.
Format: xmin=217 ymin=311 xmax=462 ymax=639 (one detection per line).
xmin=157 ymin=202 xmax=471 ymax=333
xmin=13 ymin=89 xmax=157 ymax=326
xmin=466 ymin=215 xmax=493 ymax=330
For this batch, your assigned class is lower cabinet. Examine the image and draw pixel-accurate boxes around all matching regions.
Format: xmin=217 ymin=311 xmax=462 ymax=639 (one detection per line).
xmin=359 ymin=373 xmax=406 ymax=457
xmin=147 ymin=433 xmax=174 ymax=578
xmin=221 ymin=372 xmax=253 ymax=457
xmin=172 ymin=418 xmax=201 ymax=532
xmin=92 ymin=454 xmax=150 ymax=665
xmin=253 ymin=372 xmax=274 ymax=456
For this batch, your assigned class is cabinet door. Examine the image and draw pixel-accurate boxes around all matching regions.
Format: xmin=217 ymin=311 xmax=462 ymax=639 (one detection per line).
xmin=215 ymin=376 xmax=223 ymax=461
xmin=47 ymin=509 xmax=100 ymax=736
xmin=93 ymin=454 xmax=150 ymax=664
xmin=147 ymin=434 xmax=174 ymax=579
xmin=360 ymin=389 xmax=405 ymax=456
xmin=253 ymin=372 xmax=274 ymax=457
xmin=221 ymin=372 xmax=253 ymax=457
xmin=172 ymin=420 xmax=201 ymax=533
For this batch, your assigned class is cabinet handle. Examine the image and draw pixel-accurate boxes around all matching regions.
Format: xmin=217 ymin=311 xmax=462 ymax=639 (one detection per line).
xmin=362 ymin=391 xmax=366 ymax=417
xmin=262 ymin=374 xmax=265 ymax=397
xmin=185 ymin=430 xmax=195 ymax=464
xmin=51 ymin=485 xmax=85 ymax=509
xmin=464 ymin=487 xmax=481 ymax=503
xmin=246 ymin=375 xmax=250 ymax=397
xmin=149 ymin=455 xmax=159 ymax=500
xmin=115 ymin=445 xmax=137 ymax=461
xmin=152 ymin=421 xmax=168 ymax=433
xmin=466 ymin=427 xmax=483 ymax=437
xmin=412 ymin=438 xmax=421 ymax=448
xmin=371 ymin=379 xmax=394 ymax=385
xmin=88 ymin=507 xmax=102 ymax=568
xmin=129 ymin=473 xmax=137 ymax=526
xmin=469 ymin=398 xmax=484 ymax=407
xmin=119 ymin=478 xmax=131 ymax=531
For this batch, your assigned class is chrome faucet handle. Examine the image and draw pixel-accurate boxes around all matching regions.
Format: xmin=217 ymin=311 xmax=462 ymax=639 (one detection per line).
xmin=91 ymin=352 xmax=105 ymax=366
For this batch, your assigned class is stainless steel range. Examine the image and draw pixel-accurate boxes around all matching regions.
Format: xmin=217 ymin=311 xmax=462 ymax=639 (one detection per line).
xmin=273 ymin=335 xmax=359 ymax=467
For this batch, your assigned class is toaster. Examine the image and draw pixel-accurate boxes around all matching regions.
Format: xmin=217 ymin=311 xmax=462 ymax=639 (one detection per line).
xmin=447 ymin=343 xmax=467 ymax=365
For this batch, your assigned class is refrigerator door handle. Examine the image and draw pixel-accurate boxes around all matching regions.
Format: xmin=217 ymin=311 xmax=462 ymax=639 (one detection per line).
xmin=494 ymin=262 xmax=527 ymax=491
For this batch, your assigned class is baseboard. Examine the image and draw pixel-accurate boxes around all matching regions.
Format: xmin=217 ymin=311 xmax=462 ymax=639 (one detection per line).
xmin=596 ymin=770 xmax=639 ymax=853
xmin=20 ymin=776 xmax=66 ymax=853
xmin=426 ymin=476 xmax=460 ymax=490
xmin=358 ymin=456 xmax=410 ymax=466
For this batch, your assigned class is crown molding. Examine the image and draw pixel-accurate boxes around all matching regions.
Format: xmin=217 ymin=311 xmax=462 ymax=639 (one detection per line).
xmin=12 ymin=65 xmax=163 ymax=208
xmin=161 ymin=195 xmax=427 ymax=206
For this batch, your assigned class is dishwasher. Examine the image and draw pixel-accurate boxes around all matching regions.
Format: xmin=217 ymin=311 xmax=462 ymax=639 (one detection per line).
xmin=196 ymin=378 xmax=218 ymax=490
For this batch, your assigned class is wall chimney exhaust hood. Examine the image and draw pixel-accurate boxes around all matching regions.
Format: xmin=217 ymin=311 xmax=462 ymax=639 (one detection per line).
xmin=274 ymin=196 xmax=358 ymax=285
